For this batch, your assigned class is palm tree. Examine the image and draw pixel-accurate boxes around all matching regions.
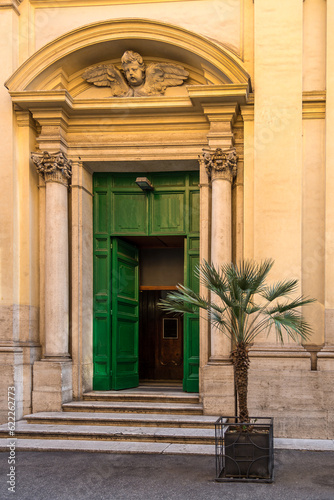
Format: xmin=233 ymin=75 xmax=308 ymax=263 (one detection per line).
xmin=159 ymin=259 xmax=315 ymax=423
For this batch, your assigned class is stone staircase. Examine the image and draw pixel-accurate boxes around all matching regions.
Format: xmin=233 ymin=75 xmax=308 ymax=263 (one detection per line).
xmin=0 ymin=385 xmax=219 ymax=455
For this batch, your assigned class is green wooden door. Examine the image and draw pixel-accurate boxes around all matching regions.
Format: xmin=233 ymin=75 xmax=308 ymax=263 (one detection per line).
xmin=183 ymin=236 xmax=200 ymax=392
xmin=111 ymin=238 xmax=139 ymax=390
xmin=93 ymin=171 xmax=199 ymax=392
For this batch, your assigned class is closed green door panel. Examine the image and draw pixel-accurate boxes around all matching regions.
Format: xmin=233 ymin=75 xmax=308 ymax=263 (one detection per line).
xmin=189 ymin=191 xmax=200 ymax=234
xmin=183 ymin=237 xmax=199 ymax=393
xmin=94 ymin=190 xmax=109 ymax=234
xmin=93 ymin=238 xmax=112 ymax=390
xmin=183 ymin=315 xmax=200 ymax=392
xmin=111 ymin=238 xmax=139 ymax=390
xmin=151 ymin=172 xmax=186 ymax=187
xmin=151 ymin=192 xmax=185 ymax=234
xmin=113 ymin=193 xmax=147 ymax=234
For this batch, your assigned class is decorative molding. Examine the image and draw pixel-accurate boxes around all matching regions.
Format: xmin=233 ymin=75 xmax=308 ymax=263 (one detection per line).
xmin=0 ymin=0 xmax=22 ymax=15
xmin=30 ymin=0 xmax=209 ymax=5
xmin=31 ymin=151 xmax=72 ymax=186
xmin=302 ymin=91 xmax=326 ymax=120
xmin=240 ymin=104 xmax=254 ymax=122
xmin=14 ymin=109 xmax=38 ymax=131
xmin=187 ymin=84 xmax=249 ymax=105
xmin=200 ymin=147 xmax=238 ymax=183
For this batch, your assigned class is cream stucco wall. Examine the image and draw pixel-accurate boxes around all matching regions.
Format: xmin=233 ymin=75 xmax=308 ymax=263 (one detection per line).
xmin=32 ymin=1 xmax=242 ymax=56
xmin=0 ymin=0 xmax=333 ymax=439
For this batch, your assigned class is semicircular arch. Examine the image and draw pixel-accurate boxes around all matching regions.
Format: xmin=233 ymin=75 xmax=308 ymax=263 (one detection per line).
xmin=6 ymin=18 xmax=250 ymax=92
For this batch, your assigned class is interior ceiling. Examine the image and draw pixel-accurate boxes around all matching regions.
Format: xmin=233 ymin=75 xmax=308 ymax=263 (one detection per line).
xmin=122 ymin=235 xmax=184 ymax=248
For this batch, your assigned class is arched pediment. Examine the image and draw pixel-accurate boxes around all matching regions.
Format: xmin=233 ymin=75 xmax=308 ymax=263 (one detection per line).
xmin=5 ymin=18 xmax=251 ymax=94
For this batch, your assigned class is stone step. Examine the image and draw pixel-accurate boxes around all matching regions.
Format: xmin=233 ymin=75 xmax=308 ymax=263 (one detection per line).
xmin=0 ymin=421 xmax=216 ymax=445
xmin=0 ymin=387 xmax=219 ymax=456
xmin=82 ymin=390 xmax=200 ymax=405
xmin=62 ymin=401 xmax=204 ymax=415
xmin=24 ymin=411 xmax=218 ymax=429
xmin=0 ymin=438 xmax=215 ymax=455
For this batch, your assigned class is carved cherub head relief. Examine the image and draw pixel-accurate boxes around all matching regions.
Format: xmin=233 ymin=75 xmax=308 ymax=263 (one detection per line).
xmin=121 ymin=51 xmax=146 ymax=87
xmin=82 ymin=50 xmax=189 ymax=97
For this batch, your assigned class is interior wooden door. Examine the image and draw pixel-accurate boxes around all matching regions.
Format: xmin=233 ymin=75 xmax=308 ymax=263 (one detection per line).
xmin=139 ymin=290 xmax=183 ymax=381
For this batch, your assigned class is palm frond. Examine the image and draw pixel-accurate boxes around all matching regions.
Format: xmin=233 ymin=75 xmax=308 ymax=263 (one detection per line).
xmin=268 ymin=311 xmax=312 ymax=343
xmin=197 ymin=260 xmax=233 ymax=307
xmin=158 ymin=259 xmax=315 ymax=349
xmin=158 ymin=285 xmax=209 ymax=315
xmin=223 ymin=259 xmax=274 ymax=296
xmin=267 ymin=295 xmax=316 ymax=315
xmin=260 ymin=279 xmax=299 ymax=302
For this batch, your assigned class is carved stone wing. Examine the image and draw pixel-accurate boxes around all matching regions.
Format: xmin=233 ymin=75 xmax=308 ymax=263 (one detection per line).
xmin=137 ymin=63 xmax=189 ymax=96
xmin=82 ymin=64 xmax=130 ymax=97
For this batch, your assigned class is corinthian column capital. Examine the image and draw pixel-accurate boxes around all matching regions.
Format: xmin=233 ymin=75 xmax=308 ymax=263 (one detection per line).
xmin=200 ymin=147 xmax=238 ymax=183
xmin=31 ymin=150 xmax=72 ymax=186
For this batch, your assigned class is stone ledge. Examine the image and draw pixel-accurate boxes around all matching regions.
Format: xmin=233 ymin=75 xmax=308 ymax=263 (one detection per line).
xmin=275 ymin=438 xmax=334 ymax=451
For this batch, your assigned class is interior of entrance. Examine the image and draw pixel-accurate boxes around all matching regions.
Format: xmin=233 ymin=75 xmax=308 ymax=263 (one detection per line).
xmin=123 ymin=235 xmax=184 ymax=382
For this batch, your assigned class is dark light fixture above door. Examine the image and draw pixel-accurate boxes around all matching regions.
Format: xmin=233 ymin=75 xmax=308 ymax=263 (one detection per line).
xmin=135 ymin=177 xmax=154 ymax=191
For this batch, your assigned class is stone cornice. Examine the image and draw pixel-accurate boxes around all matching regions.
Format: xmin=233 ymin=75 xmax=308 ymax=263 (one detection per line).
xmin=15 ymin=109 xmax=38 ymax=131
xmin=0 ymin=0 xmax=22 ymax=15
xmin=31 ymin=151 xmax=72 ymax=186
xmin=240 ymin=92 xmax=326 ymax=122
xmin=200 ymin=147 xmax=238 ymax=183
xmin=187 ymin=84 xmax=250 ymax=106
xmin=302 ymin=90 xmax=326 ymax=119
xmin=10 ymin=90 xmax=193 ymax=115
xmin=9 ymin=88 xmax=250 ymax=113
xmin=30 ymin=0 xmax=200 ymax=4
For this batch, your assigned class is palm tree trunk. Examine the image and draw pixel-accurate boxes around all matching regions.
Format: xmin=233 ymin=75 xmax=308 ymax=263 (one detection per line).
xmin=232 ymin=342 xmax=250 ymax=423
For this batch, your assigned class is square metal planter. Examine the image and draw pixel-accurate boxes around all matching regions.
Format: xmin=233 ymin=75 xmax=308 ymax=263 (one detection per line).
xmin=215 ymin=416 xmax=274 ymax=483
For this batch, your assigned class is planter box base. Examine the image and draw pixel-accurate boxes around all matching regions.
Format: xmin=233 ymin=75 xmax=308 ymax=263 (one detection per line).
xmin=215 ymin=416 xmax=274 ymax=483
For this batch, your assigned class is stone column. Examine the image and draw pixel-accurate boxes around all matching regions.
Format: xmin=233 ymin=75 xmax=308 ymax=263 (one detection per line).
xmin=198 ymin=155 xmax=211 ymax=382
xmin=31 ymin=151 xmax=73 ymax=412
xmin=202 ymin=147 xmax=237 ymax=360
xmin=318 ymin=0 xmax=334 ymax=368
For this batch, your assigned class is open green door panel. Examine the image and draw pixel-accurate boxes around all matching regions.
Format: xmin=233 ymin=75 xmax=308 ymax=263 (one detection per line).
xmin=111 ymin=238 xmax=139 ymax=390
xmin=183 ymin=236 xmax=200 ymax=392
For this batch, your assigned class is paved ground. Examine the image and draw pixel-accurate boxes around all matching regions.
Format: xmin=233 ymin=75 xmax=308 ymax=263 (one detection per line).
xmin=1 ymin=449 xmax=334 ymax=500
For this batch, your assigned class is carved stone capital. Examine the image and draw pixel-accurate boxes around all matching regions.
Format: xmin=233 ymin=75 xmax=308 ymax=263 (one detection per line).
xmin=200 ymin=147 xmax=238 ymax=183
xmin=31 ymin=151 xmax=72 ymax=186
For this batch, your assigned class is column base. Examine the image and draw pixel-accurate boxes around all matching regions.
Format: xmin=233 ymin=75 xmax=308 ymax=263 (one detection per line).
xmin=317 ymin=345 xmax=334 ymax=371
xmin=201 ymin=362 xmax=235 ymax=415
xmin=32 ymin=359 xmax=73 ymax=413
xmin=209 ymin=355 xmax=231 ymax=364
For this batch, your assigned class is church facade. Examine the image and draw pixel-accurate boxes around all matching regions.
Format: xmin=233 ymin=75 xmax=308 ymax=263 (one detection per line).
xmin=1 ymin=0 xmax=333 ymax=440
